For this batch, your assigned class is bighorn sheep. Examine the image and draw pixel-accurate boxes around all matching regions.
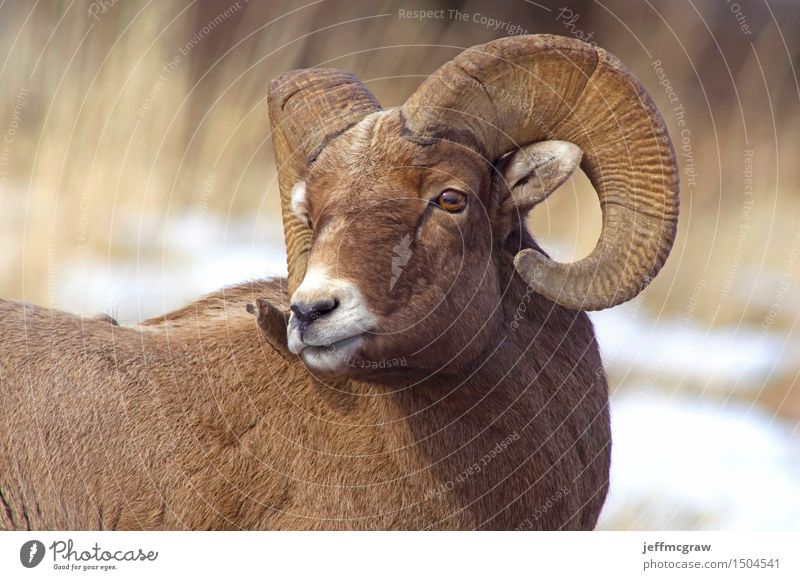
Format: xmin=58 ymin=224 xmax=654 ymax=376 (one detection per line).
xmin=0 ymin=35 xmax=677 ymax=530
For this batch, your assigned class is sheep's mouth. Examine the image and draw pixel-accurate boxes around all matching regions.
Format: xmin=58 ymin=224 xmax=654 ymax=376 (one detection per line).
xmin=300 ymin=333 xmax=364 ymax=354
xmin=294 ymin=334 xmax=367 ymax=373
xmin=288 ymin=327 xmax=367 ymax=354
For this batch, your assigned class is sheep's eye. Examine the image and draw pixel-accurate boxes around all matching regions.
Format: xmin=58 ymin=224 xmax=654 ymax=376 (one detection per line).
xmin=435 ymin=189 xmax=467 ymax=213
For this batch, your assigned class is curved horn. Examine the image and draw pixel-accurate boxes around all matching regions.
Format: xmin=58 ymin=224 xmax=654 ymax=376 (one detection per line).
xmin=401 ymin=35 xmax=678 ymax=310
xmin=268 ymin=69 xmax=381 ymax=294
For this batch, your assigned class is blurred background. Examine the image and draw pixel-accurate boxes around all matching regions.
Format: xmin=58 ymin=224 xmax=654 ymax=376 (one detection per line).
xmin=0 ymin=0 xmax=798 ymax=529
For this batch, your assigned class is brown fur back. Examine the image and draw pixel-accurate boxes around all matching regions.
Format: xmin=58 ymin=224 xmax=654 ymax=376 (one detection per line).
xmin=0 ymin=276 xmax=609 ymax=530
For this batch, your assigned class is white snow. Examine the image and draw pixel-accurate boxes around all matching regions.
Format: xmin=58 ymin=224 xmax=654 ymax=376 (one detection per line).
xmin=591 ymin=303 xmax=789 ymax=391
xmin=600 ymin=392 xmax=800 ymax=530
xmin=55 ymin=213 xmax=287 ymax=323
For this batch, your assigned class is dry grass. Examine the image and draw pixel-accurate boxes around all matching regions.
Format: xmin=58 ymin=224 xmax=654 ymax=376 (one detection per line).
xmin=1 ymin=0 xmax=797 ymax=315
xmin=0 ymin=7 xmax=796 ymax=339
xmin=0 ymin=0 xmax=796 ymax=356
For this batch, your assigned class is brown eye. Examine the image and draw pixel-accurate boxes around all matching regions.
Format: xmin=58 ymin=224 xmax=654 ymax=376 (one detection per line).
xmin=435 ymin=189 xmax=467 ymax=213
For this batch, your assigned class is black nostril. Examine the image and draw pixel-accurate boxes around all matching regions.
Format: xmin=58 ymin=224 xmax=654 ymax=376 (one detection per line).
xmin=290 ymin=298 xmax=339 ymax=327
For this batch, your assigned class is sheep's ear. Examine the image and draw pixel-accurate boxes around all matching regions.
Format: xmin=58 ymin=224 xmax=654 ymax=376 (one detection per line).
xmin=290 ymin=181 xmax=311 ymax=227
xmin=247 ymin=299 xmax=292 ymax=359
xmin=496 ymin=141 xmax=582 ymax=236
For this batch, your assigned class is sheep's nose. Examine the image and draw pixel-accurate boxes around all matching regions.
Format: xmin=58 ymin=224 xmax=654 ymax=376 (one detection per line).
xmin=290 ymin=298 xmax=339 ymax=328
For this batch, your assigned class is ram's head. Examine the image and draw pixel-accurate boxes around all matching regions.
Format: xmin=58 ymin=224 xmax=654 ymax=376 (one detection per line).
xmin=266 ymin=35 xmax=678 ymax=376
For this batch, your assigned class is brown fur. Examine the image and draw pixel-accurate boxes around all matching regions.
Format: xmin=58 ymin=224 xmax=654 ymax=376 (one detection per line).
xmin=0 ymin=112 xmax=610 ymax=531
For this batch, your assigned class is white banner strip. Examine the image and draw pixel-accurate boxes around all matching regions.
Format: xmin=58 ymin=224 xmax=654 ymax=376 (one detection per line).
xmin=1 ymin=531 xmax=797 ymax=579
